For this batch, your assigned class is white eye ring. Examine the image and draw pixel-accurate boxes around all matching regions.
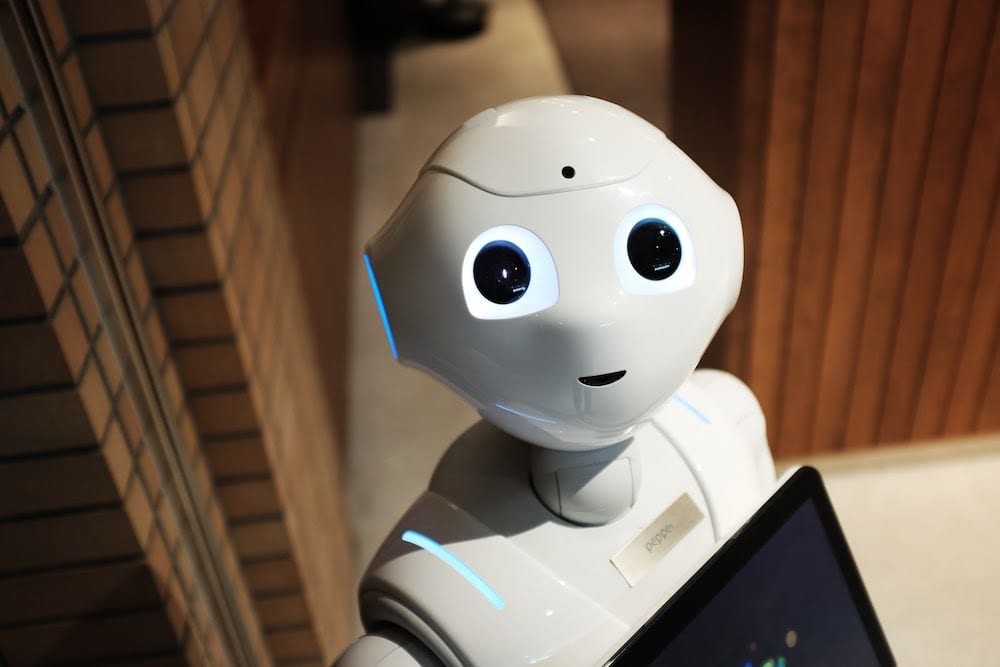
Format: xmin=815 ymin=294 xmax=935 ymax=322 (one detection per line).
xmin=462 ymin=225 xmax=559 ymax=320
xmin=614 ymin=204 xmax=696 ymax=295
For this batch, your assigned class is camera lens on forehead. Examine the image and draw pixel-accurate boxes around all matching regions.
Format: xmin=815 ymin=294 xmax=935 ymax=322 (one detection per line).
xmin=627 ymin=219 xmax=682 ymax=281
xmin=473 ymin=241 xmax=531 ymax=304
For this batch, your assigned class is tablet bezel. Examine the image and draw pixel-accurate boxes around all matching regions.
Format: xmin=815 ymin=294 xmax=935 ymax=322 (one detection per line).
xmin=605 ymin=466 xmax=895 ymax=666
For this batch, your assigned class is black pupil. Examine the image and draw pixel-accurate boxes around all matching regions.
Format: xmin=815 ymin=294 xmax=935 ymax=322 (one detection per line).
xmin=627 ymin=219 xmax=682 ymax=280
xmin=473 ymin=242 xmax=530 ymax=304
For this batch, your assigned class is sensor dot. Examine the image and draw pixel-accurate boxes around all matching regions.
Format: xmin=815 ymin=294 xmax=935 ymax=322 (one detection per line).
xmin=561 ymin=165 xmax=575 ymax=179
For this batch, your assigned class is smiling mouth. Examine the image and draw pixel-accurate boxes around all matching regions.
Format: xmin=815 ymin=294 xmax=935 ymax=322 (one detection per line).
xmin=578 ymin=370 xmax=627 ymax=387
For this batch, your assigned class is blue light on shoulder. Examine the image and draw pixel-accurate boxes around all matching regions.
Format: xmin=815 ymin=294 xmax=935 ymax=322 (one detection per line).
xmin=673 ymin=393 xmax=711 ymax=425
xmin=401 ymin=529 xmax=506 ymax=610
xmin=364 ymin=253 xmax=399 ymax=360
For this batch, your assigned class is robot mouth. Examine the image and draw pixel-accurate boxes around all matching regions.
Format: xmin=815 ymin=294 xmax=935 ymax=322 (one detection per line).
xmin=578 ymin=370 xmax=627 ymax=387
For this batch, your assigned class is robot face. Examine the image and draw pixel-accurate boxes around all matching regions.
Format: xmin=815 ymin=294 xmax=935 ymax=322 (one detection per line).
xmin=366 ymin=97 xmax=742 ymax=451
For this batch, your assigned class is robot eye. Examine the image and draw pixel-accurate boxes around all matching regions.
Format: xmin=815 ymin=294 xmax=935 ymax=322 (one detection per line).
xmin=473 ymin=242 xmax=530 ymax=304
xmin=627 ymin=220 xmax=681 ymax=280
xmin=614 ymin=204 xmax=696 ymax=295
xmin=462 ymin=225 xmax=558 ymax=319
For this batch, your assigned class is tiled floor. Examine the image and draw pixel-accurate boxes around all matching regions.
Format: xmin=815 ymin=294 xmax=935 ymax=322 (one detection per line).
xmin=347 ymin=0 xmax=1000 ymax=662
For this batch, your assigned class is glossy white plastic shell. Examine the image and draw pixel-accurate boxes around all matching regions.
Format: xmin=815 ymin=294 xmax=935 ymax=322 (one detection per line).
xmin=337 ymin=96 xmax=775 ymax=667
xmin=348 ymin=373 xmax=773 ymax=667
xmin=366 ymin=96 xmax=743 ymax=451
xmin=425 ymin=96 xmax=663 ymax=196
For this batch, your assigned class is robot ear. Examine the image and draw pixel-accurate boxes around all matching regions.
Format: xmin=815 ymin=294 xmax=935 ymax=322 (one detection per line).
xmin=461 ymin=225 xmax=559 ymax=320
xmin=613 ymin=204 xmax=696 ymax=296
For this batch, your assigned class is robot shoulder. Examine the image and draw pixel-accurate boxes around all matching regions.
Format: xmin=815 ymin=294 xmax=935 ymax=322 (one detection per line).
xmin=333 ymin=627 xmax=441 ymax=666
xmin=356 ymin=490 xmax=628 ymax=666
xmin=651 ymin=372 xmax=775 ymax=536
xmin=687 ymin=368 xmax=765 ymax=431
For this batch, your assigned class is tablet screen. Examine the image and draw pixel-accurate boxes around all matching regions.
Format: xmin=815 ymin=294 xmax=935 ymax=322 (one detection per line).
xmin=608 ymin=467 xmax=893 ymax=666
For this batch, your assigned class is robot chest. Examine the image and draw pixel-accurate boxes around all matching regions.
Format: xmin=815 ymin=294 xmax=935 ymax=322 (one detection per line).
xmin=359 ymin=429 xmax=717 ymax=666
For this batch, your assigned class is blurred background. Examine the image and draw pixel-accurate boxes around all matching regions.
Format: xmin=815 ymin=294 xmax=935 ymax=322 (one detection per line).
xmin=0 ymin=0 xmax=997 ymax=665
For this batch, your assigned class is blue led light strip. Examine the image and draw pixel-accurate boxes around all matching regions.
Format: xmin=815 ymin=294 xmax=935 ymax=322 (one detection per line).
xmin=364 ymin=254 xmax=399 ymax=360
xmin=674 ymin=394 xmax=711 ymax=425
xmin=401 ymin=530 xmax=505 ymax=610
xmin=495 ymin=402 xmax=557 ymax=424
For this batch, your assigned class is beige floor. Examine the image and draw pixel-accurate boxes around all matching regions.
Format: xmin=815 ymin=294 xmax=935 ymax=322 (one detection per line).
xmin=347 ymin=1 xmax=1000 ymax=662
xmin=795 ymin=436 xmax=1000 ymax=665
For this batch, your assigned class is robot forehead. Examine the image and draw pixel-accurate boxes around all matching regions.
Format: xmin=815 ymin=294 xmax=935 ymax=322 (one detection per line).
xmin=423 ymin=96 xmax=664 ymax=197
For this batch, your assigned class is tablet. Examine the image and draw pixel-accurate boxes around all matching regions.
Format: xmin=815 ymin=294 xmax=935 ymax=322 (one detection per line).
xmin=606 ymin=466 xmax=894 ymax=666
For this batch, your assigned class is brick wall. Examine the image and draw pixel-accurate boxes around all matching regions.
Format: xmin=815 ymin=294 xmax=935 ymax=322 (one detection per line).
xmin=0 ymin=0 xmax=354 ymax=664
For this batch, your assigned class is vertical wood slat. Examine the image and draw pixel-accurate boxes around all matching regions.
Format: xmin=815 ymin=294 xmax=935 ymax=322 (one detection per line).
xmin=671 ymin=0 xmax=765 ymax=375
xmin=748 ymin=0 xmax=822 ymax=440
xmin=914 ymin=12 xmax=1000 ymax=438
xmin=879 ymin=0 xmax=998 ymax=443
xmin=673 ymin=0 xmax=1000 ymax=457
xmin=725 ymin=0 xmax=778 ymax=380
xmin=945 ymin=209 xmax=1000 ymax=432
xmin=778 ymin=0 xmax=866 ymax=455
xmin=970 ymin=208 xmax=1000 ymax=431
xmin=844 ymin=0 xmax=956 ymax=449
xmin=979 ymin=321 xmax=1000 ymax=430
xmin=812 ymin=0 xmax=911 ymax=453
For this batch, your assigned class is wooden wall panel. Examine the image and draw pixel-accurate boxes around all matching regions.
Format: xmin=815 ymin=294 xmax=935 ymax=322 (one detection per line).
xmin=748 ymin=0 xmax=822 ymax=446
xmin=726 ymin=0 xmax=777 ymax=381
xmin=945 ymin=213 xmax=1000 ymax=432
xmin=981 ymin=335 xmax=1000 ymax=430
xmin=777 ymin=0 xmax=865 ymax=455
xmin=913 ymin=17 xmax=1000 ymax=438
xmin=674 ymin=0 xmax=1000 ymax=455
xmin=812 ymin=0 xmax=911 ymax=453
xmin=879 ymin=0 xmax=996 ymax=443
xmin=842 ymin=0 xmax=954 ymax=449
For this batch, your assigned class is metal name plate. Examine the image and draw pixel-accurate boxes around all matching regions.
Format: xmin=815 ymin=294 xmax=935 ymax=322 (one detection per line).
xmin=611 ymin=493 xmax=704 ymax=586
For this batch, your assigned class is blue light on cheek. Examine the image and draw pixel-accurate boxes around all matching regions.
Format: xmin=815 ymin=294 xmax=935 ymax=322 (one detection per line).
xmin=364 ymin=254 xmax=399 ymax=360
xmin=401 ymin=530 xmax=506 ymax=610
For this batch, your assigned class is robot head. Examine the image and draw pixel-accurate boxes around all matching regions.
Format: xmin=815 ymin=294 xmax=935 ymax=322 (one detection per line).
xmin=365 ymin=96 xmax=742 ymax=451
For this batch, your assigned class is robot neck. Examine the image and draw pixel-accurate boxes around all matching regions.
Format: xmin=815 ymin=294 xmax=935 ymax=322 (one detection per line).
xmin=529 ymin=439 xmax=642 ymax=525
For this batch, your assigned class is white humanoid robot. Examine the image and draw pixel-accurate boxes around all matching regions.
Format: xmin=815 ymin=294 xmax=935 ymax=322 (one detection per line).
xmin=337 ymin=96 xmax=776 ymax=666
